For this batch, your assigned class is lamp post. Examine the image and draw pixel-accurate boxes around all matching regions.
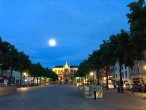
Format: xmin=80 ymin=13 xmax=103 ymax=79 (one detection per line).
xmin=23 ymin=72 xmax=28 ymax=86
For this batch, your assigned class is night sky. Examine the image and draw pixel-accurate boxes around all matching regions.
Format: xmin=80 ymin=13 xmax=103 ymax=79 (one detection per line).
xmin=0 ymin=0 xmax=136 ymax=68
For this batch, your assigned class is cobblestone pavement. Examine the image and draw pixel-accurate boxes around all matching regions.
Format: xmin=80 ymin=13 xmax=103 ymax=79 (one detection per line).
xmin=0 ymin=84 xmax=146 ymax=110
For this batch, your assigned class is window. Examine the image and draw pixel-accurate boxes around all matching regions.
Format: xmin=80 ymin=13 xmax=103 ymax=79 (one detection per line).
xmin=121 ymin=65 xmax=123 ymax=70
xmin=125 ymin=66 xmax=127 ymax=69
xmin=115 ymin=74 xmax=117 ymax=78
xmin=114 ymin=66 xmax=117 ymax=71
xmin=122 ymin=72 xmax=124 ymax=77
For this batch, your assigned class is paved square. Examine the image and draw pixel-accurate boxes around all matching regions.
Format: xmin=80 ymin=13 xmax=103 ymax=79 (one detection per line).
xmin=0 ymin=84 xmax=146 ymax=110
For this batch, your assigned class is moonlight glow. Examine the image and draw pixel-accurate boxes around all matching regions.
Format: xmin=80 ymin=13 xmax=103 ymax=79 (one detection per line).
xmin=48 ymin=39 xmax=56 ymax=47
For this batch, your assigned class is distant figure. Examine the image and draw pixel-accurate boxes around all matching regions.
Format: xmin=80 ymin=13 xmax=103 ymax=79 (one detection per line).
xmin=114 ymin=84 xmax=116 ymax=91
xmin=131 ymin=86 xmax=134 ymax=95
xmin=94 ymin=88 xmax=96 ymax=100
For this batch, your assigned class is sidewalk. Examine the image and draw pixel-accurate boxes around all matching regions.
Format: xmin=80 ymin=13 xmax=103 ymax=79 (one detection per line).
xmin=107 ymin=88 xmax=146 ymax=98
xmin=124 ymin=90 xmax=146 ymax=98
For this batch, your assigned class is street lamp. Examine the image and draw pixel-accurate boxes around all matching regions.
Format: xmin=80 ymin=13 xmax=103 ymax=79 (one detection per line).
xmin=144 ymin=65 xmax=146 ymax=70
xmin=23 ymin=72 xmax=27 ymax=76
xmin=23 ymin=72 xmax=28 ymax=85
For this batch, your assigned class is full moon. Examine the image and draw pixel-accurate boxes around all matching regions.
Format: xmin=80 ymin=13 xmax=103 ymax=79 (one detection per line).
xmin=48 ymin=39 xmax=56 ymax=47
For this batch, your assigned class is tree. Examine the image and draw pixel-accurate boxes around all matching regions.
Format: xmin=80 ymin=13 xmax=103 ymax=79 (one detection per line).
xmin=74 ymin=60 xmax=91 ymax=80
xmin=88 ymin=50 xmax=102 ymax=83
xmin=99 ymin=39 xmax=116 ymax=90
xmin=127 ymin=0 xmax=146 ymax=60
xmin=113 ymin=30 xmax=130 ymax=93
xmin=0 ymin=37 xmax=3 ymax=64
xmin=1 ymin=41 xmax=19 ymax=85
xmin=29 ymin=63 xmax=40 ymax=85
xmin=45 ymin=68 xmax=58 ymax=81
xmin=17 ymin=52 xmax=31 ymax=86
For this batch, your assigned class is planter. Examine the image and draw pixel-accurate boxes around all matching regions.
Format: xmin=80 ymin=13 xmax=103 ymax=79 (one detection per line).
xmin=0 ymin=86 xmax=17 ymax=95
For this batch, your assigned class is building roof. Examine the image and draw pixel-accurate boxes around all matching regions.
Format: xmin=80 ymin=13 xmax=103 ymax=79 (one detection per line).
xmin=53 ymin=65 xmax=78 ymax=68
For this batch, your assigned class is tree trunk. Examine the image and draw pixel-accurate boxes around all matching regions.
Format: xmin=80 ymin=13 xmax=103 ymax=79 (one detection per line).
xmin=37 ymin=78 xmax=38 ymax=86
xmin=97 ymin=69 xmax=100 ymax=83
xmin=106 ymin=66 xmax=109 ymax=90
xmin=40 ymin=78 xmax=41 ymax=85
xmin=9 ymin=67 xmax=13 ymax=85
xmin=32 ymin=77 xmax=35 ymax=86
xmin=20 ymin=72 xmax=22 ymax=86
xmin=119 ymin=63 xmax=123 ymax=93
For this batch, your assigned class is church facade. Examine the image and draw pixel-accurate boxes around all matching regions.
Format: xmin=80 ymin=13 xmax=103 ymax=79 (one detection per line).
xmin=52 ymin=62 xmax=78 ymax=83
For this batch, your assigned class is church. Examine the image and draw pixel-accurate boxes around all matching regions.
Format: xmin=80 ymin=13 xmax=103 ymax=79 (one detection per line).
xmin=52 ymin=62 xmax=78 ymax=83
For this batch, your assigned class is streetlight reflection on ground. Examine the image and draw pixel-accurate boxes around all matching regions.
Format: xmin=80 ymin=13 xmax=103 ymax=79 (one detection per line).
xmin=18 ymin=87 xmax=29 ymax=92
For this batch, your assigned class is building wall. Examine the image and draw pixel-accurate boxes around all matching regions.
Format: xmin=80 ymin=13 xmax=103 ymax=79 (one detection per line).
xmin=114 ymin=62 xmax=132 ymax=85
xmin=113 ymin=60 xmax=146 ymax=85
xmin=131 ymin=60 xmax=146 ymax=84
xmin=52 ymin=62 xmax=78 ymax=82
xmin=0 ymin=69 xmax=20 ymax=85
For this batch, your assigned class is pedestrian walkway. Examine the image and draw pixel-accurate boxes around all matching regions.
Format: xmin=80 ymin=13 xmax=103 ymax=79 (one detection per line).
xmin=108 ymin=88 xmax=146 ymax=98
xmin=0 ymin=84 xmax=146 ymax=110
xmin=125 ymin=90 xmax=146 ymax=98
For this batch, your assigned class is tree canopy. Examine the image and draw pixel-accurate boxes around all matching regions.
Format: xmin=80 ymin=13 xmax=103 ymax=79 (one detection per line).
xmin=0 ymin=37 xmax=58 ymax=83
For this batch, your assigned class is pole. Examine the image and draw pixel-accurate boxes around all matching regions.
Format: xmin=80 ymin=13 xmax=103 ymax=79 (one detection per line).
xmin=94 ymin=88 xmax=96 ymax=100
xmin=93 ymin=70 xmax=94 ymax=84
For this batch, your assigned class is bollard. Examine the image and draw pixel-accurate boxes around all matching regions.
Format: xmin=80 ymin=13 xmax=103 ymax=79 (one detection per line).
xmin=94 ymin=88 xmax=96 ymax=100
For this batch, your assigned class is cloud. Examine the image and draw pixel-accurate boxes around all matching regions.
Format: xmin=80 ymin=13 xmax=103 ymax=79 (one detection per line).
xmin=55 ymin=54 xmax=85 ymax=62
xmin=32 ymin=58 xmax=53 ymax=65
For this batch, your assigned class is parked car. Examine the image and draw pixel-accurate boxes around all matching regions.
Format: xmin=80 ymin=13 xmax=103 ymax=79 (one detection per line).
xmin=123 ymin=84 xmax=129 ymax=90
xmin=133 ymin=84 xmax=142 ymax=92
xmin=21 ymin=82 xmax=29 ymax=86
xmin=108 ymin=83 xmax=114 ymax=89
xmin=101 ymin=83 xmax=114 ymax=89
xmin=128 ymin=84 xmax=134 ymax=90
xmin=141 ymin=84 xmax=146 ymax=93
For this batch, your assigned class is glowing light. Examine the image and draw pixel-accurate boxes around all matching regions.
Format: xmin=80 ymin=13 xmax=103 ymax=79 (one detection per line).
xmin=19 ymin=87 xmax=29 ymax=92
xmin=48 ymin=39 xmax=56 ymax=47
xmin=23 ymin=72 xmax=27 ymax=76
xmin=144 ymin=65 xmax=146 ymax=70
xmin=90 ymin=72 xmax=93 ymax=76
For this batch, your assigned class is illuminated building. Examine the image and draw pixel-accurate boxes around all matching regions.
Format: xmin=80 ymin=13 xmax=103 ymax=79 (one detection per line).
xmin=52 ymin=62 xmax=78 ymax=83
